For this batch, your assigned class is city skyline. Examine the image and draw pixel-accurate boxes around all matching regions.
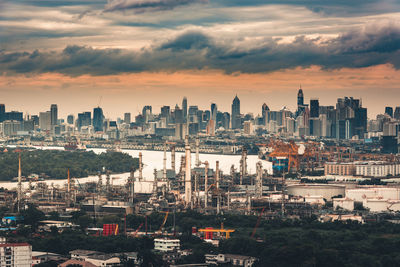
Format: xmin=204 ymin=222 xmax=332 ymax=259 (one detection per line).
xmin=0 ymin=88 xmax=396 ymax=120
xmin=1 ymin=1 xmax=400 ymax=118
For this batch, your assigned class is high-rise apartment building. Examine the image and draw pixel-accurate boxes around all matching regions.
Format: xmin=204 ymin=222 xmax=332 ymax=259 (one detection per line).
xmin=0 ymin=242 xmax=32 ymax=267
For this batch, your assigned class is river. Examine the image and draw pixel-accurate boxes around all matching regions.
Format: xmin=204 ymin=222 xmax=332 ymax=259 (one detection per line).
xmin=0 ymin=146 xmax=272 ymax=193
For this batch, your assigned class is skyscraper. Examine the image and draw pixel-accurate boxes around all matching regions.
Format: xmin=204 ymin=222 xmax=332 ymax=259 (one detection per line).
xmin=262 ymin=103 xmax=270 ymax=124
xmin=93 ymin=107 xmax=104 ymax=132
xmin=211 ymin=103 xmax=217 ymax=122
xmin=0 ymin=104 xmax=5 ymax=122
xmin=161 ymin=106 xmax=171 ymax=124
xmin=231 ymin=95 xmax=241 ymax=129
xmin=297 ymin=87 xmax=304 ymax=106
xmin=39 ymin=111 xmax=51 ymax=131
xmin=124 ymin=112 xmax=131 ymax=124
xmin=182 ymin=97 xmax=187 ymax=123
xmin=394 ymin=107 xmax=400 ymax=120
xmin=385 ymin=107 xmax=393 ymax=117
xmin=310 ymin=99 xmax=319 ymax=118
xmin=50 ymin=104 xmax=58 ymax=125
xmin=67 ymin=115 xmax=74 ymax=125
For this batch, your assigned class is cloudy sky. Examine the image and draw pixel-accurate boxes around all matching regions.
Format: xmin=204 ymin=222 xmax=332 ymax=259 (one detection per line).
xmin=1 ymin=0 xmax=400 ymax=119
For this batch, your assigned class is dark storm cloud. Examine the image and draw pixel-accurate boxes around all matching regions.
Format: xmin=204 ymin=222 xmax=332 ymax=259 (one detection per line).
xmin=2 ymin=25 xmax=400 ymax=76
xmin=104 ymin=0 xmax=207 ymax=13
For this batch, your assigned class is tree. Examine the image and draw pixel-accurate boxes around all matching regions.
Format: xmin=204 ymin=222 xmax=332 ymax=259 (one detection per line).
xmin=20 ymin=204 xmax=45 ymax=232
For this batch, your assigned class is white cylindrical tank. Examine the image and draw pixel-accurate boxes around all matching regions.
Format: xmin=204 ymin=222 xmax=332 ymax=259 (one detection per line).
xmin=287 ymin=184 xmax=345 ymax=200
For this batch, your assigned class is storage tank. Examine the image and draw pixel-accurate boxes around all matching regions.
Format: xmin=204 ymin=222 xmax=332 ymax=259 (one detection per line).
xmin=287 ymin=184 xmax=345 ymax=200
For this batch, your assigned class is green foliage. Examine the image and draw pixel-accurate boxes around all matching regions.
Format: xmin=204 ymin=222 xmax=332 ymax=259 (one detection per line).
xmin=19 ymin=204 xmax=45 ymax=232
xmin=0 ymin=150 xmax=138 ymax=181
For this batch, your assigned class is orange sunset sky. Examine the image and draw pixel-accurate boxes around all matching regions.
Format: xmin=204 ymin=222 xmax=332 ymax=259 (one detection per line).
xmin=1 ymin=0 xmax=400 ymax=119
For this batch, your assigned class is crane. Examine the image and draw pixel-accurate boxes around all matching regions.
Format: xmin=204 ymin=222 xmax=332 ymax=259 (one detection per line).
xmin=251 ymin=207 xmax=265 ymax=239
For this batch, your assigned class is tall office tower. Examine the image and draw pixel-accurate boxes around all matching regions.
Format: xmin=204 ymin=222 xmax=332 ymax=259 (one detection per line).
xmin=93 ymin=107 xmax=104 ymax=132
xmin=174 ymin=105 xmax=184 ymax=124
xmin=142 ymin=105 xmax=152 ymax=123
xmin=161 ymin=106 xmax=171 ymax=124
xmin=211 ymin=103 xmax=217 ymax=122
xmin=222 ymin=112 xmax=230 ymax=129
xmin=39 ymin=111 xmax=52 ymax=131
xmin=124 ymin=112 xmax=131 ymax=124
xmin=231 ymin=95 xmax=241 ymax=129
xmin=310 ymin=99 xmax=319 ymax=118
xmin=0 ymin=104 xmax=5 ymax=122
xmin=262 ymin=103 xmax=270 ymax=124
xmin=67 ymin=115 xmax=74 ymax=125
xmin=188 ymin=106 xmax=199 ymax=123
xmin=182 ymin=97 xmax=188 ymax=122
xmin=385 ymin=107 xmax=393 ymax=117
xmin=297 ymin=87 xmax=304 ymax=106
xmin=5 ymin=111 xmax=23 ymax=121
xmin=394 ymin=107 xmax=400 ymax=120
xmin=336 ymin=97 xmax=367 ymax=139
xmin=50 ymin=104 xmax=58 ymax=125
xmin=77 ymin=112 xmax=91 ymax=130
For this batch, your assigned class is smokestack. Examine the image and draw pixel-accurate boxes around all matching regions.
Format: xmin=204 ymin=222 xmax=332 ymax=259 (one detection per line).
xmin=204 ymin=161 xmax=209 ymax=209
xmin=152 ymin=169 xmax=158 ymax=199
xmin=139 ymin=152 xmax=143 ymax=181
xmin=171 ymin=145 xmax=176 ymax=171
xmin=17 ymin=153 xmax=22 ymax=212
xmin=255 ymin=162 xmax=263 ymax=198
xmin=216 ymin=161 xmax=220 ymax=189
xmin=163 ymin=142 xmax=167 ymax=181
xmin=129 ymin=168 xmax=135 ymax=204
xmin=184 ymin=136 xmax=192 ymax=206
xmin=240 ymin=147 xmax=247 ymax=185
xmin=67 ymin=168 xmax=70 ymax=193
xmin=195 ymin=137 xmax=200 ymax=167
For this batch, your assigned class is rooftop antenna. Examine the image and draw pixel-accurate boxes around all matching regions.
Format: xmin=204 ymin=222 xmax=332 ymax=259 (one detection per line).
xmin=98 ymin=96 xmax=103 ymax=107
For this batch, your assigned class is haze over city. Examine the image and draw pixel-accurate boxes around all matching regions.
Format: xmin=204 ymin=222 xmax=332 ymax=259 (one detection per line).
xmin=1 ymin=0 xmax=400 ymax=118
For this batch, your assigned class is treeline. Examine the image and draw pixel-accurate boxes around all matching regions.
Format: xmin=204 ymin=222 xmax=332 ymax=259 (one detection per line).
xmin=6 ymin=208 xmax=400 ymax=266
xmin=0 ymin=149 xmax=138 ymax=181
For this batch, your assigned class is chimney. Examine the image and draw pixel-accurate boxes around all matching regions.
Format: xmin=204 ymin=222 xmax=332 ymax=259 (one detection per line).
xmin=184 ymin=136 xmax=192 ymax=206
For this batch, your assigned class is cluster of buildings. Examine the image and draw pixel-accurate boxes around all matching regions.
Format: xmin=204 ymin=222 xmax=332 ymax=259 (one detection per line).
xmin=0 ymin=90 xmax=398 ymax=152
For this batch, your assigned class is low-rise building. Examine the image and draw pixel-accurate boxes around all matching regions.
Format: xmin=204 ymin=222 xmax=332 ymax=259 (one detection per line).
xmin=205 ymin=254 xmax=258 ymax=267
xmin=154 ymin=238 xmax=180 ymax=253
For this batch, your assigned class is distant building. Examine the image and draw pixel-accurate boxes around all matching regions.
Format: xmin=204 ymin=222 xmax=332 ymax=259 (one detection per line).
xmin=0 ymin=104 xmax=5 ymax=122
xmin=67 ymin=114 xmax=74 ymax=125
xmin=385 ymin=106 xmax=393 ymax=118
xmin=182 ymin=97 xmax=187 ymax=123
xmin=231 ymin=95 xmax=241 ymax=129
xmin=310 ymin=99 xmax=319 ymax=118
xmin=50 ymin=104 xmax=58 ymax=126
xmin=93 ymin=107 xmax=104 ymax=132
xmin=39 ymin=111 xmax=52 ymax=131
xmin=124 ymin=112 xmax=131 ymax=124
